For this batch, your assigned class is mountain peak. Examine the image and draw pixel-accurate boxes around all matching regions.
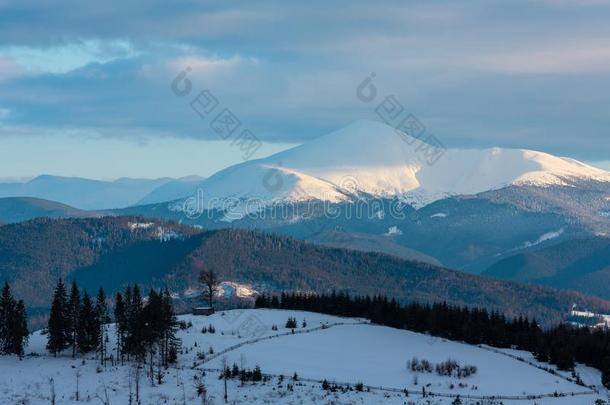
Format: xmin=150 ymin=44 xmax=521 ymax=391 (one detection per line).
xmin=185 ymin=120 xmax=610 ymax=210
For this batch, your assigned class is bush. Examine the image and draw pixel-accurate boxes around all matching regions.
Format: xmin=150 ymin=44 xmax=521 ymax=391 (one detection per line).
xmin=408 ymin=357 xmax=433 ymax=373
xmin=285 ymin=317 xmax=297 ymax=329
xmin=409 ymin=357 xmax=477 ymax=379
xmin=436 ymin=359 xmax=459 ymax=376
xmin=234 ymin=366 xmax=264 ymax=382
xmin=355 ymin=382 xmax=364 ymax=392
xmin=435 ymin=359 xmax=477 ymax=378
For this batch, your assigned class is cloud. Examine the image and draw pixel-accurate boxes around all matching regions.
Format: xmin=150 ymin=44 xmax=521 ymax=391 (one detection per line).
xmin=0 ymin=56 xmax=23 ymax=80
xmin=0 ymin=0 xmax=610 ymax=165
xmin=0 ymin=40 xmax=139 ymax=75
xmin=472 ymin=43 xmax=610 ymax=74
xmin=167 ymin=55 xmax=258 ymax=78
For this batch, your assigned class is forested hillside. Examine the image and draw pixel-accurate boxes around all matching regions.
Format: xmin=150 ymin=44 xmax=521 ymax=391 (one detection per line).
xmin=2 ymin=217 xmax=610 ymax=325
xmin=484 ymin=237 xmax=610 ymax=300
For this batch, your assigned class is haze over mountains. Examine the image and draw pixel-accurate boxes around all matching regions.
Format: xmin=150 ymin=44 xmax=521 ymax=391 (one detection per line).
xmin=0 ymin=174 xmax=205 ymax=210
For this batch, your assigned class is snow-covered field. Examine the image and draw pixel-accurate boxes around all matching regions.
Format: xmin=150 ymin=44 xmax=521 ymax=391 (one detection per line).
xmin=0 ymin=309 xmax=607 ymax=404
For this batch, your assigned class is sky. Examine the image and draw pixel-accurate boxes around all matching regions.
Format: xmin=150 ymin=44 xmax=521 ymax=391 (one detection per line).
xmin=1 ymin=0 xmax=610 ymax=180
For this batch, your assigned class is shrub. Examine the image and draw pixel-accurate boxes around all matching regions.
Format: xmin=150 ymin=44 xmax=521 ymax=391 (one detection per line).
xmin=285 ymin=317 xmax=297 ymax=329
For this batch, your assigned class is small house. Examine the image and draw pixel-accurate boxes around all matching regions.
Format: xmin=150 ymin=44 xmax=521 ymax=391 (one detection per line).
xmin=192 ymin=306 xmax=214 ymax=316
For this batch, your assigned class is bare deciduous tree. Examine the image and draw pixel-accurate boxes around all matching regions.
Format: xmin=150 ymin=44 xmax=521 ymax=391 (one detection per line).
xmin=198 ymin=268 xmax=219 ymax=309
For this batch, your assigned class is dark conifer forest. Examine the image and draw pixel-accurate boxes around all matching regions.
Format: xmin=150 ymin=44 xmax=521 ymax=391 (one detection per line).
xmin=44 ymin=279 xmax=180 ymax=380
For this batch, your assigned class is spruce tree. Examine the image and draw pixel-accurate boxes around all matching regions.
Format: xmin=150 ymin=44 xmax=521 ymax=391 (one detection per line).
xmin=67 ymin=282 xmax=81 ymax=358
xmin=95 ymin=288 xmax=108 ymax=365
xmin=77 ymin=291 xmax=97 ymax=353
xmin=142 ymin=289 xmax=163 ymax=383
xmin=8 ymin=300 xmax=28 ymax=357
xmin=0 ymin=282 xmax=15 ymax=353
xmin=47 ymin=279 xmax=69 ymax=356
xmin=114 ymin=292 xmax=126 ymax=363
xmin=125 ymin=285 xmax=145 ymax=359
xmin=0 ymin=283 xmax=28 ymax=357
xmin=161 ymin=288 xmax=179 ymax=366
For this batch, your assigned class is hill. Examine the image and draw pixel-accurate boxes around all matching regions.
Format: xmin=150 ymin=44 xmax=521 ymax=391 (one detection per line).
xmin=1 ymin=217 xmax=610 ymax=324
xmin=0 ymin=309 xmax=605 ymax=404
xmin=484 ymin=237 xmax=610 ymax=300
xmin=0 ymin=197 xmax=101 ymax=223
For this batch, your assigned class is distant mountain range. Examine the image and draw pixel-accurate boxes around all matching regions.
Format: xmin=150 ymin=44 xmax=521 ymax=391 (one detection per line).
xmin=0 ymin=174 xmax=205 ymax=210
xmin=1 ymin=216 xmax=608 ymax=325
xmin=2 ymin=120 xmax=610 ymax=303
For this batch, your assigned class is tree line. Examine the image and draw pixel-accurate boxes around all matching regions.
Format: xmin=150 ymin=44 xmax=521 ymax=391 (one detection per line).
xmin=0 ymin=282 xmax=29 ymax=357
xmin=46 ymin=279 xmax=180 ymax=383
xmin=255 ymin=291 xmax=610 ymax=387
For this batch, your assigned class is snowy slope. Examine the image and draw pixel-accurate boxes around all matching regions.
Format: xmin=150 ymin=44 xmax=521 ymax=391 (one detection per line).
xmin=183 ymin=120 xmax=610 ymax=210
xmin=0 ymin=309 xmax=605 ymax=404
xmin=137 ymin=175 xmax=206 ymax=205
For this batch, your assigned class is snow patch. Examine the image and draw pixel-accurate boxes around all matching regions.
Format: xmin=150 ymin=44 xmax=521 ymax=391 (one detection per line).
xmin=218 ymin=282 xmax=259 ymax=298
xmin=155 ymin=226 xmax=181 ymax=242
xmin=128 ymin=221 xmax=155 ymax=230
xmin=384 ymin=226 xmax=403 ymax=236
xmin=523 ymin=229 xmax=565 ymax=248
xmin=430 ymin=212 xmax=448 ymax=218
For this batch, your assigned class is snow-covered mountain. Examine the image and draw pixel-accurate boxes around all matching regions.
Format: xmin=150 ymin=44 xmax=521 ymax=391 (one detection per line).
xmin=137 ymin=175 xmax=205 ymax=205
xmin=185 ymin=120 xmax=610 ymax=209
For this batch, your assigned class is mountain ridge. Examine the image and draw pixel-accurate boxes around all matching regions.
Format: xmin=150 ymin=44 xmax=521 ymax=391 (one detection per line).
xmin=176 ymin=120 xmax=610 ymax=213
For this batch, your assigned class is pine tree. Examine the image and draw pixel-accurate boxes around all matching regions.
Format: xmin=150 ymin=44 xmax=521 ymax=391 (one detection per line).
xmin=95 ymin=288 xmax=109 ymax=366
xmin=125 ymin=285 xmax=145 ymax=360
xmin=47 ymin=279 xmax=69 ymax=356
xmin=0 ymin=283 xmax=28 ymax=357
xmin=114 ymin=292 xmax=126 ymax=363
xmin=161 ymin=288 xmax=179 ymax=367
xmin=67 ymin=282 xmax=81 ymax=358
xmin=7 ymin=300 xmax=28 ymax=357
xmin=142 ymin=289 xmax=163 ymax=384
xmin=77 ymin=291 xmax=97 ymax=353
xmin=0 ymin=282 xmax=15 ymax=354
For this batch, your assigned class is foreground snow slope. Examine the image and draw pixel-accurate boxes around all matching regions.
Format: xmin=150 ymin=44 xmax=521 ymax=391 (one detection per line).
xmin=0 ymin=309 xmax=606 ymax=404
xmin=182 ymin=120 xmax=610 ymax=209
xmin=206 ymin=321 xmax=593 ymax=397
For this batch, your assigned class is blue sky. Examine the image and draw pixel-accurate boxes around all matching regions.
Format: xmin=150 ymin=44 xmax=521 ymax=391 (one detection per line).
xmin=1 ymin=0 xmax=610 ymax=179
